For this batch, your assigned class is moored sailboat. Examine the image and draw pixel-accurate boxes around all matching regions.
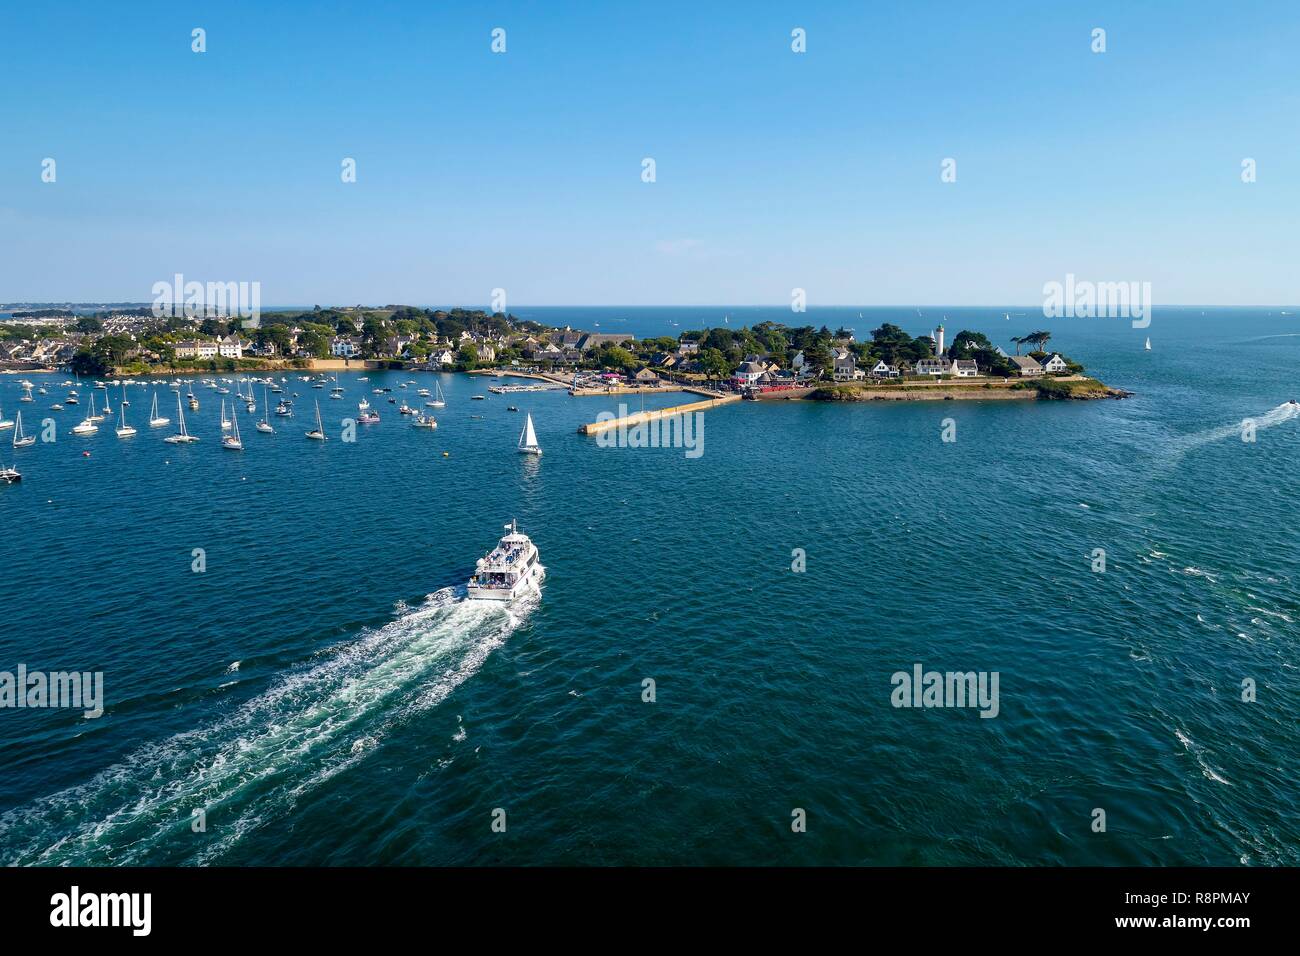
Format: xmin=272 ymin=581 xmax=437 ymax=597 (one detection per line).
xmin=256 ymin=386 xmax=274 ymax=433
xmin=164 ymin=391 xmax=199 ymax=443
xmin=12 ymin=411 xmax=35 ymax=448
xmin=115 ymin=388 xmax=137 ymax=437
xmin=72 ymin=393 xmax=99 ymax=435
xmin=305 ymin=400 xmax=328 ymax=440
xmin=149 ymin=391 xmax=170 ymax=427
xmin=222 ymin=405 xmax=244 ymax=450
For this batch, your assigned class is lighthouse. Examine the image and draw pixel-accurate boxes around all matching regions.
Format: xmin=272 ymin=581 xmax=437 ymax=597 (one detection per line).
xmin=934 ymin=324 xmax=945 ymax=357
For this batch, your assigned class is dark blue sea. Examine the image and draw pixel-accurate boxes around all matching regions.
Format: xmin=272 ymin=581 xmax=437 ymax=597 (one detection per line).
xmin=1 ymin=306 xmax=1297 ymax=865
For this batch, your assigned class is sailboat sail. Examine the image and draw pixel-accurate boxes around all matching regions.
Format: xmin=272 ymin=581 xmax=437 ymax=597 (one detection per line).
xmin=518 ymin=413 xmax=541 ymax=454
xmin=12 ymin=411 xmax=34 ymax=447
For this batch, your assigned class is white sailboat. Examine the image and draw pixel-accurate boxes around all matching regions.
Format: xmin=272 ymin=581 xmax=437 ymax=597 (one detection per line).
xmin=220 ymin=399 xmax=231 ymax=431
xmin=12 ymin=411 xmax=35 ymax=448
xmin=115 ymin=388 xmax=137 ymax=437
xmin=222 ymin=405 xmax=244 ymax=450
xmin=517 ymin=412 xmax=542 ymax=456
xmin=19 ymin=385 xmax=34 ymax=403
xmin=164 ymin=391 xmax=199 ymax=443
xmin=149 ymin=391 xmax=170 ymax=427
xmin=0 ymin=406 xmax=12 ymax=430
xmin=1144 ymin=337 xmax=1152 ymax=351
xmin=73 ymin=393 xmax=99 ymax=434
xmin=305 ymin=400 xmax=328 ymax=440
xmin=429 ymin=381 xmax=446 ymax=408
xmin=256 ymin=386 xmax=274 ymax=433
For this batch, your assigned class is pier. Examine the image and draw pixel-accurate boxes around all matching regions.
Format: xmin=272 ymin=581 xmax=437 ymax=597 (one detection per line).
xmin=578 ymin=393 xmax=740 ymax=435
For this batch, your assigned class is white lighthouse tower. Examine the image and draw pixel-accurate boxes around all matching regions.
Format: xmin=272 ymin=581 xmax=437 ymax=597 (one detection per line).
xmin=934 ymin=324 xmax=945 ymax=357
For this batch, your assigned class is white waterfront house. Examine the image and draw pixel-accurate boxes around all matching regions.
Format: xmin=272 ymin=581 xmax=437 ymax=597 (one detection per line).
xmin=331 ymin=336 xmax=360 ymax=358
xmin=734 ymin=360 xmax=767 ymax=385
xmin=950 ymin=359 xmax=979 ymax=377
xmin=1039 ymin=352 xmax=1068 ymax=373
xmin=914 ymin=358 xmax=947 ymax=376
xmin=869 ymin=359 xmax=900 ymax=379
xmin=216 ymin=335 xmax=243 ymax=359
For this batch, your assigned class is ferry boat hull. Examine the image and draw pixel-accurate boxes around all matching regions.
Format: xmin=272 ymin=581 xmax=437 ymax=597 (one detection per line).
xmin=467 ymin=562 xmax=544 ymax=601
xmin=466 ymin=521 xmax=544 ymax=602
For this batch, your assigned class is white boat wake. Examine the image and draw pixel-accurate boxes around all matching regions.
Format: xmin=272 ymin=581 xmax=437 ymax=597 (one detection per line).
xmin=0 ymin=588 xmax=532 ymax=865
xmin=1168 ymin=402 xmax=1300 ymax=458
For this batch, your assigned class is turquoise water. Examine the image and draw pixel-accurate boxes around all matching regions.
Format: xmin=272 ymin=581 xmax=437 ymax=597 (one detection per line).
xmin=1 ymin=307 xmax=1297 ymax=865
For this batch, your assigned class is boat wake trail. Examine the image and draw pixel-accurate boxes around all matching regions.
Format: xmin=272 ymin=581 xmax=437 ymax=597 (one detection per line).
xmin=1167 ymin=402 xmax=1300 ymax=459
xmin=0 ymin=589 xmax=530 ymax=865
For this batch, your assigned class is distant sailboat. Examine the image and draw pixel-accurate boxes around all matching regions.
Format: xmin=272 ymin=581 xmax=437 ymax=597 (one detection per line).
xmin=305 ymin=400 xmax=328 ymax=440
xmin=73 ymin=393 xmax=99 ymax=434
xmin=517 ymin=412 xmax=542 ymax=456
xmin=0 ymin=406 xmax=12 ymax=430
xmin=429 ymin=381 xmax=446 ymax=408
xmin=115 ymin=387 xmax=137 ymax=438
xmin=148 ymin=391 xmax=170 ymax=427
xmin=221 ymin=399 xmax=231 ymax=431
xmin=222 ymin=405 xmax=244 ymax=450
xmin=1144 ymin=337 xmax=1152 ymax=351
xmin=19 ymin=385 xmax=34 ymax=403
xmin=164 ymin=391 xmax=199 ymax=443
xmin=256 ymin=386 xmax=274 ymax=433
xmin=12 ymin=411 xmax=35 ymax=448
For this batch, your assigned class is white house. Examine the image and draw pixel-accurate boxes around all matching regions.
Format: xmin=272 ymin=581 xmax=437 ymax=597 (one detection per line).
xmin=869 ymin=359 xmax=900 ymax=379
xmin=1039 ymin=352 xmax=1068 ymax=373
xmin=734 ymin=360 xmax=766 ymax=385
xmin=914 ymin=358 xmax=947 ymax=376
xmin=331 ymin=336 xmax=360 ymax=358
xmin=433 ymin=349 xmax=456 ymax=366
xmin=950 ymin=359 xmax=979 ymax=377
xmin=216 ymin=334 xmax=243 ymax=359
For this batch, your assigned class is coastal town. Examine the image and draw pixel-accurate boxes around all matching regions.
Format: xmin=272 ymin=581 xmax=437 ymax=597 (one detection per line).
xmin=0 ymin=304 xmax=1114 ymax=400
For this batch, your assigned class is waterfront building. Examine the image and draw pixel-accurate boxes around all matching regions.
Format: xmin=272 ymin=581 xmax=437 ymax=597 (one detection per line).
xmin=1009 ymin=356 xmax=1044 ymax=376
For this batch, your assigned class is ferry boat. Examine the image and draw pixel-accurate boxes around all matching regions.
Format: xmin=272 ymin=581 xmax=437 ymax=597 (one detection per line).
xmin=467 ymin=520 xmax=544 ymax=602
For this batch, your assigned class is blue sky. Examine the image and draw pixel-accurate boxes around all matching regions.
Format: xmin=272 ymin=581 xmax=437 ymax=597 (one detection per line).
xmin=3 ymin=0 xmax=1297 ymax=306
